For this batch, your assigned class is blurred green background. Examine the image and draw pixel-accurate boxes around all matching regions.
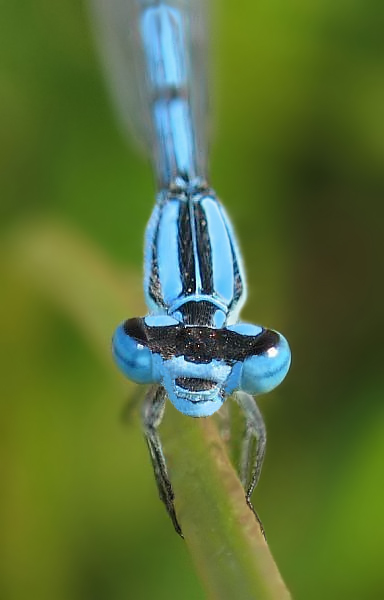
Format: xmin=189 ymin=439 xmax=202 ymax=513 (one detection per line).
xmin=1 ymin=1 xmax=384 ymax=598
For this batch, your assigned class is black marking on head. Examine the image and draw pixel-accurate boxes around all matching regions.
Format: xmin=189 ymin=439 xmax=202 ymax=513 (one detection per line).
xmin=123 ymin=318 xmax=279 ymax=364
xmin=123 ymin=318 xmax=148 ymax=343
xmin=175 ymin=378 xmax=217 ymax=392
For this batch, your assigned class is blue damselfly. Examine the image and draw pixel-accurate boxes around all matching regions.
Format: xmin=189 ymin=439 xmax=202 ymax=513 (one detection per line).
xmin=91 ymin=0 xmax=291 ymax=537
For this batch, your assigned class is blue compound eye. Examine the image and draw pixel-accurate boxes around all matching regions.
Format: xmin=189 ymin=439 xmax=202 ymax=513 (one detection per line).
xmin=240 ymin=330 xmax=291 ymax=395
xmin=112 ymin=318 xmax=158 ymax=384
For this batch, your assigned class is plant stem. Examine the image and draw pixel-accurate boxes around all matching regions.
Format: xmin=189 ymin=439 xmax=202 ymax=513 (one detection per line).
xmin=162 ymin=406 xmax=291 ymax=600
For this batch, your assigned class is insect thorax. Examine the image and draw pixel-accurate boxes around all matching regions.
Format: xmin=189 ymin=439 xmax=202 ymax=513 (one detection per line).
xmin=144 ymin=188 xmax=246 ymax=326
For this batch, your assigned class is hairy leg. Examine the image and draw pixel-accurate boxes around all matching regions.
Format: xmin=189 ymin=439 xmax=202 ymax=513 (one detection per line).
xmin=142 ymin=385 xmax=183 ymax=537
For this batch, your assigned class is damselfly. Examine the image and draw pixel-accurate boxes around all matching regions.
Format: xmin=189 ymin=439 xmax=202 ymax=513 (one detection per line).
xmin=91 ymin=0 xmax=291 ymax=537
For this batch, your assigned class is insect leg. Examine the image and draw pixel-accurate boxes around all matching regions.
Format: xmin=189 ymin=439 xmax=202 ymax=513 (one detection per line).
xmin=142 ymin=385 xmax=183 ymax=537
xmin=234 ymin=391 xmax=267 ymax=539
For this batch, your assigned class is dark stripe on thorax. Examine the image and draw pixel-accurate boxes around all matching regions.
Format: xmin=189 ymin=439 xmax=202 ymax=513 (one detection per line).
xmin=194 ymin=202 xmax=214 ymax=295
xmin=228 ymin=237 xmax=244 ymax=313
xmin=148 ymin=207 xmax=167 ymax=309
xmin=177 ymin=200 xmax=196 ymax=296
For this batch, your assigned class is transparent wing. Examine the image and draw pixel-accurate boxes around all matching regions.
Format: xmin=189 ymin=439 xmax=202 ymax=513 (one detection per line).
xmin=89 ymin=0 xmax=208 ymax=161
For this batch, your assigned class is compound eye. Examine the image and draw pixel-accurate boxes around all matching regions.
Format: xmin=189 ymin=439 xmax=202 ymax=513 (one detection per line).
xmin=112 ymin=319 xmax=157 ymax=384
xmin=240 ymin=331 xmax=291 ymax=395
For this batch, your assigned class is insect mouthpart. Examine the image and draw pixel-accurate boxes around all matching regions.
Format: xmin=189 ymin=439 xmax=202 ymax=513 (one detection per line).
xmin=175 ymin=377 xmax=217 ymax=393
